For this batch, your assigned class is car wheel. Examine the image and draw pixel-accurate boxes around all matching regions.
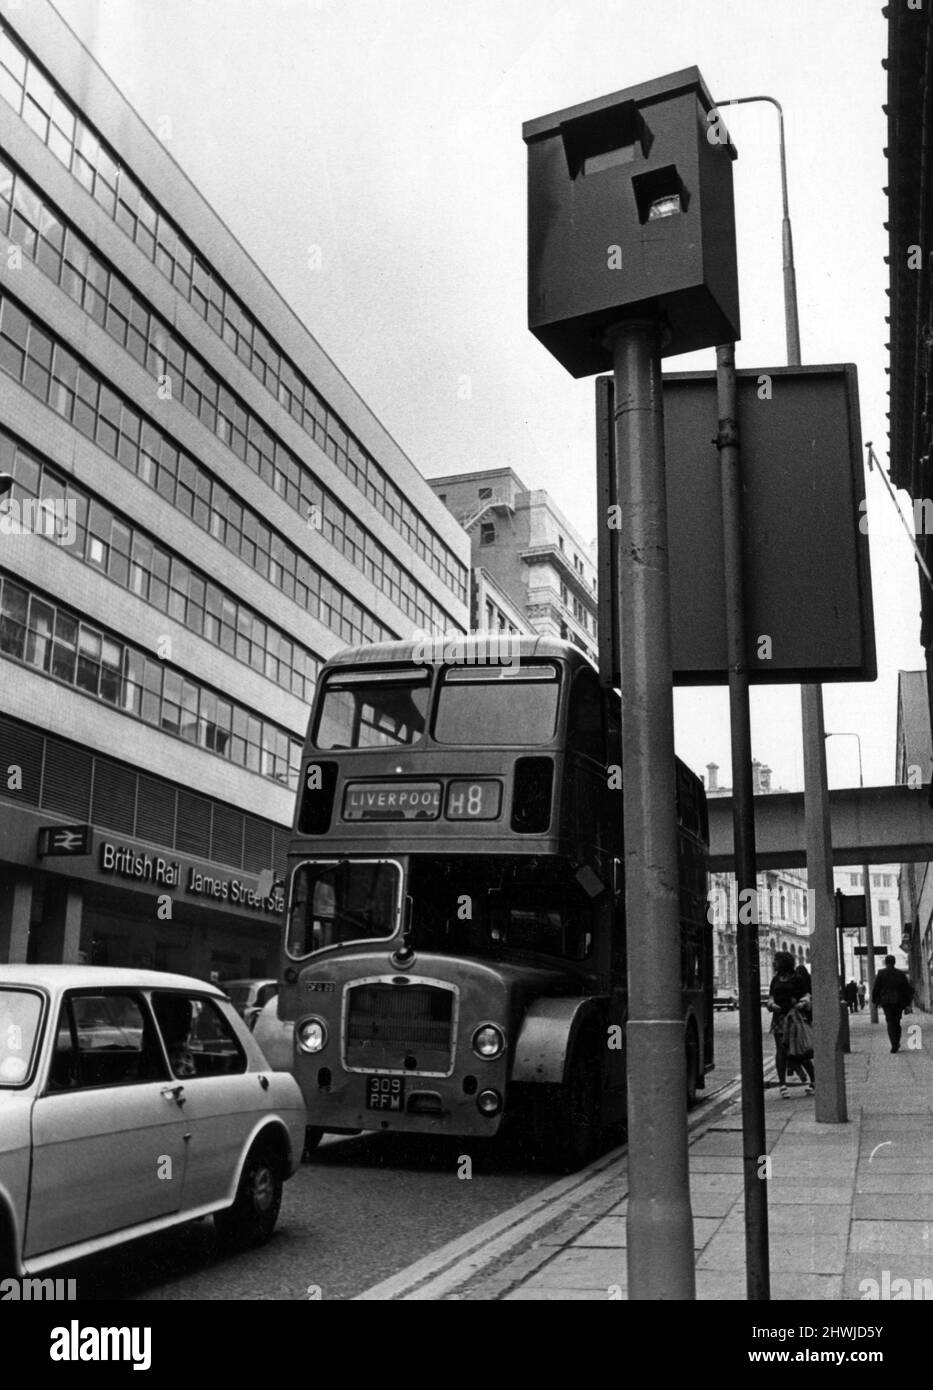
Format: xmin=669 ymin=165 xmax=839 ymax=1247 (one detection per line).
xmin=214 ymin=1141 xmax=282 ymax=1249
xmin=302 ymin=1126 xmax=324 ymax=1161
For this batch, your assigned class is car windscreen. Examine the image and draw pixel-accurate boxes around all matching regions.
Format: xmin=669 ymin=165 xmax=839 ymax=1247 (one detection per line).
xmin=286 ymin=859 xmax=402 ymax=958
xmin=433 ymin=664 xmax=560 ymax=745
xmin=0 ymin=987 xmax=43 ymax=1086
xmin=312 ymin=668 xmax=430 ymax=750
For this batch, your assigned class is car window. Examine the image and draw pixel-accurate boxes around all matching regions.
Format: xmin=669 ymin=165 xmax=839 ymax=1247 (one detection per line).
xmin=47 ymin=992 xmax=166 ymax=1092
xmin=151 ymin=993 xmax=247 ymax=1078
xmin=257 ymin=984 xmax=277 ymax=1008
xmin=0 ymin=987 xmax=44 ymax=1086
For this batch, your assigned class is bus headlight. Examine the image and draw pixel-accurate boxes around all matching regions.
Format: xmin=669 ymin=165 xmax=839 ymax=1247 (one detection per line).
xmin=472 ymin=1024 xmax=505 ymax=1060
xmin=297 ymin=1018 xmax=327 ymax=1053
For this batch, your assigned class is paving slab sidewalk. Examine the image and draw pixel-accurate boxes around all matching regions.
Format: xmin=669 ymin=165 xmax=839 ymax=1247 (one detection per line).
xmin=466 ymin=1006 xmax=933 ymax=1301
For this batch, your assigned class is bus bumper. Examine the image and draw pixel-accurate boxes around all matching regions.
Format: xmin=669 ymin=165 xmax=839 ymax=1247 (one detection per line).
xmin=298 ymin=1067 xmax=509 ymax=1137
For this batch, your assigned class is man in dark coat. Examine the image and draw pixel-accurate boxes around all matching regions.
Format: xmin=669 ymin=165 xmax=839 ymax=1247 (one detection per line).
xmin=844 ymin=979 xmax=859 ymax=1013
xmin=871 ymin=955 xmax=915 ymax=1053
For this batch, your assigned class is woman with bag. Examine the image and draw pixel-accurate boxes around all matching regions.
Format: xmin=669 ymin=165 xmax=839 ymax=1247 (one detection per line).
xmin=767 ymin=950 xmax=815 ymax=1097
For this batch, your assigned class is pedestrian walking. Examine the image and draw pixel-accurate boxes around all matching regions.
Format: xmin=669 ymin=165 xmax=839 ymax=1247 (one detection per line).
xmin=789 ymin=962 xmax=813 ymax=1082
xmin=857 ymin=980 xmax=867 ymax=1011
xmin=768 ymin=950 xmax=815 ymax=1097
xmin=845 ymin=979 xmax=859 ymax=1014
xmin=871 ymin=955 xmax=914 ymax=1053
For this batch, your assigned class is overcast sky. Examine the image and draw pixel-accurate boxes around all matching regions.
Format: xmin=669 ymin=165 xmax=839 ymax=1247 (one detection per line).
xmin=50 ymin=0 xmax=913 ymax=792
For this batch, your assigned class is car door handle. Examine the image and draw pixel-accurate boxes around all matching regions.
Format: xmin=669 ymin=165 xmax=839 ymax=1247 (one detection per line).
xmin=161 ymin=1084 xmax=185 ymax=1104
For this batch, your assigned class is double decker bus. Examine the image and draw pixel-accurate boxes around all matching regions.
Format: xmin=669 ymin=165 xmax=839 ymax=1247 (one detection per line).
xmin=278 ymin=636 xmax=712 ymax=1169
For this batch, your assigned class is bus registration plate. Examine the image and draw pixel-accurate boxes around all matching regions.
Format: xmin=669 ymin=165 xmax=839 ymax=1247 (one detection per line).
xmin=366 ymin=1076 xmax=405 ymax=1111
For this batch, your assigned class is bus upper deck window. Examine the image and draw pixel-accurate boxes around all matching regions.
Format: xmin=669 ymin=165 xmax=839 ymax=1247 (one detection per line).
xmin=312 ymin=668 xmax=430 ymax=750
xmin=433 ymin=663 xmax=560 ymax=745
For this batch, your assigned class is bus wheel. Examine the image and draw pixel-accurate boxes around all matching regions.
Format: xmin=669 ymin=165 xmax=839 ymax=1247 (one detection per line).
xmin=542 ymin=1038 xmax=601 ymax=1173
xmin=302 ymin=1127 xmax=324 ymax=1161
xmin=685 ymin=1023 xmax=700 ymax=1109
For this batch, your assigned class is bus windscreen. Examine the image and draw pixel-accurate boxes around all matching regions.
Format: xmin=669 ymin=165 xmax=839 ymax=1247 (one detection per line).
xmin=286 ymin=859 xmax=402 ymax=957
xmin=433 ymin=665 xmax=559 ymax=745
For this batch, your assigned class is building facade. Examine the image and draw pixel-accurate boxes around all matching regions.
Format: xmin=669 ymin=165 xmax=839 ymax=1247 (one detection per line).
xmin=833 ymin=865 xmax=907 ymax=982
xmin=429 ymin=467 xmax=598 ymax=663
xmin=704 ymin=761 xmax=812 ymax=989
xmin=896 ymin=670 xmax=933 ymax=1009
xmin=886 ymin=2 xmax=933 ymax=740
xmin=0 ymin=4 xmax=469 ymax=979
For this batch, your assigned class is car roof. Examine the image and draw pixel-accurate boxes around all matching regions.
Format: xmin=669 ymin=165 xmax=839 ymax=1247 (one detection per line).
xmin=0 ymin=965 xmax=226 ymax=997
xmin=222 ymin=978 xmax=277 ymax=988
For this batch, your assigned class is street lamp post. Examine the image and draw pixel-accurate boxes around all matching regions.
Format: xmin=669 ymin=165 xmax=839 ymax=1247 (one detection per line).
xmin=716 ymin=93 xmax=846 ymax=1124
xmin=826 ymin=731 xmax=878 ymax=1023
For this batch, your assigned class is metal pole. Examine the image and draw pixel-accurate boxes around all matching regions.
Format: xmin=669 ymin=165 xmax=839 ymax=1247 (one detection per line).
xmin=776 ymin=102 xmax=848 ymax=1124
xmin=609 ymin=317 xmax=695 ymax=1300
xmin=805 ymin=699 xmax=847 ymax=1120
xmin=717 ymin=90 xmax=847 ymax=1122
xmin=834 ymin=891 xmax=851 ymax=1054
xmin=716 ymin=343 xmax=770 ymax=1301
xmin=826 ymin=731 xmax=878 ymax=1021
xmin=860 ymin=777 xmax=879 ymax=1024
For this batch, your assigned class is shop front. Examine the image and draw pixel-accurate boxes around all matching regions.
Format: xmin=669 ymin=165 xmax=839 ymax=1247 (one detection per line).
xmin=0 ymin=809 xmax=286 ymax=984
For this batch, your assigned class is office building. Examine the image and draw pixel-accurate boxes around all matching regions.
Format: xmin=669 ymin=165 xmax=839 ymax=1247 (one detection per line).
xmin=0 ymin=3 xmax=469 ymax=977
xmin=429 ymin=467 xmax=598 ymax=663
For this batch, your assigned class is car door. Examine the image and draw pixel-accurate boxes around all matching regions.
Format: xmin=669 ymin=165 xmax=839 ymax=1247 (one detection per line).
xmin=25 ymin=989 xmax=189 ymax=1259
xmin=150 ymin=990 xmax=269 ymax=1211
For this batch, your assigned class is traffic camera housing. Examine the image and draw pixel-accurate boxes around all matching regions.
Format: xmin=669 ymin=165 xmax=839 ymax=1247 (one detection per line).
xmin=523 ymin=67 xmax=740 ymax=375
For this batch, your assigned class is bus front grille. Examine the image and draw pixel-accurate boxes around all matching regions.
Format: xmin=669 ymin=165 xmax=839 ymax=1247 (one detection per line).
xmin=345 ymin=982 xmax=455 ymax=1074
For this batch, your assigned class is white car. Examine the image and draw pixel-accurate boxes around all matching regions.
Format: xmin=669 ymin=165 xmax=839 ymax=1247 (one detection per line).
xmin=222 ymin=978 xmax=279 ymax=1031
xmin=0 ymin=966 xmax=306 ymax=1278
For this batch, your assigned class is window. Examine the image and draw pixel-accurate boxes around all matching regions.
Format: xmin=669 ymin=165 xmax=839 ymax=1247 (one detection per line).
xmin=286 ymin=860 xmax=401 ymax=957
xmin=878 ymin=900 xmax=890 ymax=916
xmin=568 ymin=668 xmax=603 ymax=762
xmin=480 ymin=522 xmax=495 ymax=545
xmin=478 ymin=486 xmax=492 ymax=500
xmin=0 ymin=578 xmax=28 ymax=659
xmin=150 ymin=994 xmax=247 ymax=1079
xmin=435 ymin=665 xmax=560 ymax=746
xmin=48 ymin=992 xmax=163 ymax=1091
xmin=76 ymin=624 xmax=102 ymax=694
xmin=314 ymin=669 xmax=429 ymax=750
xmin=51 ymin=609 xmax=77 ymax=683
xmin=0 ymin=987 xmax=43 ymax=1086
xmin=25 ymin=597 xmax=53 ymax=671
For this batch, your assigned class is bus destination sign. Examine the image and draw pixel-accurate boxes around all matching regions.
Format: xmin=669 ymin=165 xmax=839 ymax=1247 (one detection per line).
xmin=342 ymin=779 xmax=503 ymax=822
xmin=343 ymin=781 xmax=441 ymax=821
